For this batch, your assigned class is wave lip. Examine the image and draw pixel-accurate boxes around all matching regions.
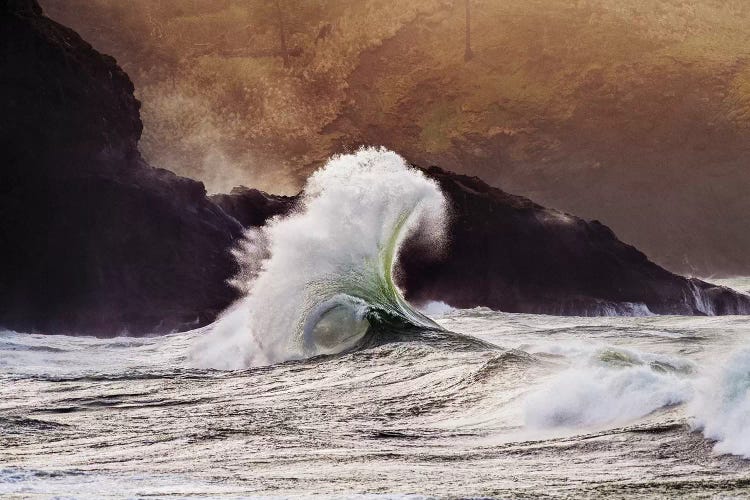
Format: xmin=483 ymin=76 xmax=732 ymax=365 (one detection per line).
xmin=192 ymin=147 xmax=447 ymax=369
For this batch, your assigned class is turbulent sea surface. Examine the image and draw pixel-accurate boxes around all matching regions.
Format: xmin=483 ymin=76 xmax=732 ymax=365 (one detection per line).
xmin=3 ymin=151 xmax=750 ymax=498
xmin=3 ymin=302 xmax=750 ymax=499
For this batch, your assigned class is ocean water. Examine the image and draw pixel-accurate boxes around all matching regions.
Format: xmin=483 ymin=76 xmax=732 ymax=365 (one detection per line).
xmin=3 ymin=306 xmax=750 ymax=498
xmin=3 ymin=149 xmax=750 ymax=498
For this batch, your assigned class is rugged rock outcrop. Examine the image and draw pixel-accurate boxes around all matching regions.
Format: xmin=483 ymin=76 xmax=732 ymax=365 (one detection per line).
xmin=0 ymin=1 xmax=243 ymax=335
xmin=217 ymin=167 xmax=750 ymax=317
xmin=210 ymin=188 xmax=296 ymax=229
xmin=398 ymin=167 xmax=750 ymax=316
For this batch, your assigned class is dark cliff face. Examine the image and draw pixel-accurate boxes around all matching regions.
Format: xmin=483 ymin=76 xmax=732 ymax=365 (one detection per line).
xmin=2 ymin=0 xmax=42 ymax=15
xmin=216 ymin=168 xmax=750 ymax=317
xmin=210 ymin=188 xmax=297 ymax=229
xmin=0 ymin=2 xmax=243 ymax=335
xmin=1 ymin=0 xmax=141 ymax=173
xmin=398 ymin=167 xmax=750 ymax=316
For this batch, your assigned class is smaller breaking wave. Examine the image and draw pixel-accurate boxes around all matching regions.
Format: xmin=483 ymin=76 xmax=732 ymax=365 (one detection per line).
xmin=524 ymin=346 xmax=694 ymax=429
xmin=690 ymin=347 xmax=750 ymax=458
xmin=191 ymin=148 xmax=448 ymax=369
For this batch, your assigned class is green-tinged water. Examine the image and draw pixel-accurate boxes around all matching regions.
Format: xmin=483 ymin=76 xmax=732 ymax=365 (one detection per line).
xmin=301 ymin=210 xmax=440 ymax=357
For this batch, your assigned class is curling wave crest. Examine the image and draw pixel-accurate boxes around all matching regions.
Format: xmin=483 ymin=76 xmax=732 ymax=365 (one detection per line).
xmin=191 ymin=148 xmax=447 ymax=369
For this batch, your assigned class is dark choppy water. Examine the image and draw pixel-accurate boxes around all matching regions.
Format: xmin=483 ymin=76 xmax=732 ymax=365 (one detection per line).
xmin=3 ymin=292 xmax=750 ymax=498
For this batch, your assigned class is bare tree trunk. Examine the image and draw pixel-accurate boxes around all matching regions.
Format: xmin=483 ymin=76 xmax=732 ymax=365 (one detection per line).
xmin=464 ymin=0 xmax=474 ymax=61
xmin=274 ymin=0 xmax=289 ymax=67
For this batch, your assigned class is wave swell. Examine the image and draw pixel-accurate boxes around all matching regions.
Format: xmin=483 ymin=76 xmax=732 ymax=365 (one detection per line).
xmin=192 ymin=148 xmax=447 ymax=369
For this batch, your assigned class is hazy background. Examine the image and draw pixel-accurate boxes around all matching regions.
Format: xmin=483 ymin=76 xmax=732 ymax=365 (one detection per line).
xmin=40 ymin=0 xmax=750 ymax=277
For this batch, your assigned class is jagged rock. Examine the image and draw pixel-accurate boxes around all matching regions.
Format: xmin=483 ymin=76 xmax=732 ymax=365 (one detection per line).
xmin=211 ymin=187 xmax=296 ymax=228
xmin=397 ymin=167 xmax=750 ymax=316
xmin=210 ymin=167 xmax=750 ymax=317
xmin=0 ymin=1 xmax=243 ymax=335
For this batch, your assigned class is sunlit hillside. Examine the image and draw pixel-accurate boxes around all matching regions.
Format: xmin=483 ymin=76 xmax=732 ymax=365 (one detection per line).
xmin=41 ymin=0 xmax=750 ymax=275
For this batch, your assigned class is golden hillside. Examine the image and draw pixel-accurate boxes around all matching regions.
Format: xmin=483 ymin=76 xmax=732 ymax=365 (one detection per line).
xmin=41 ymin=0 xmax=750 ymax=275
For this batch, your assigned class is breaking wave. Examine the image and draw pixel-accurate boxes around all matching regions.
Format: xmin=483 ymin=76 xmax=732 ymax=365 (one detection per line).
xmin=524 ymin=346 xmax=694 ymax=429
xmin=691 ymin=347 xmax=750 ymax=458
xmin=191 ymin=148 xmax=447 ymax=369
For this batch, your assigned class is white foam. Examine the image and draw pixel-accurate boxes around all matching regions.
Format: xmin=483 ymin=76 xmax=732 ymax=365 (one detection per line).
xmin=418 ymin=301 xmax=456 ymax=317
xmin=689 ymin=281 xmax=717 ymax=316
xmin=0 ymin=468 xmax=241 ymax=498
xmin=690 ymin=347 xmax=750 ymax=458
xmin=191 ymin=147 xmax=446 ymax=369
xmin=524 ymin=346 xmax=693 ymax=429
